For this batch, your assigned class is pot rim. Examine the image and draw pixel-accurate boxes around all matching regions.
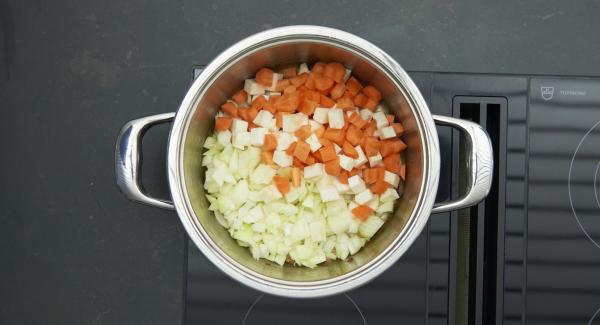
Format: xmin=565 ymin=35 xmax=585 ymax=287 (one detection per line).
xmin=167 ymin=25 xmax=440 ymax=298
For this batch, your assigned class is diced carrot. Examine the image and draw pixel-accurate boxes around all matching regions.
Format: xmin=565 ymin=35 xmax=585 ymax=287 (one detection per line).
xmin=274 ymin=79 xmax=290 ymax=92
xmin=383 ymin=154 xmax=401 ymax=174
xmin=330 ymin=83 xmax=346 ymax=100
xmin=345 ymin=77 xmax=363 ymax=95
xmin=221 ymin=102 xmax=238 ymax=118
xmin=331 ymin=64 xmax=347 ymax=84
xmin=323 ymin=62 xmax=344 ymax=82
xmin=292 ymin=167 xmax=301 ymax=187
xmin=363 ymin=137 xmax=381 ymax=157
xmin=263 ymin=96 xmax=279 ymax=114
xmin=275 ymin=92 xmax=300 ymax=112
xmin=263 ymin=134 xmax=277 ymax=151
xmin=348 ymin=112 xmax=367 ymax=129
xmin=314 ymin=126 xmax=325 ymax=138
xmin=346 ymin=125 xmax=364 ymax=146
xmin=303 ymin=90 xmax=321 ymax=102
xmin=318 ymin=137 xmax=333 ymax=147
xmin=232 ymin=89 xmax=248 ymax=105
xmin=320 ymin=94 xmax=336 ymax=108
xmin=281 ymin=65 xmax=297 ymax=78
xmin=392 ymin=123 xmax=404 ymax=135
xmin=286 ymin=141 xmax=297 ymax=155
xmin=363 ymin=168 xmax=376 ymax=184
xmin=306 ymin=155 xmax=316 ymax=165
xmin=305 ymin=72 xmax=317 ymax=90
xmin=293 ymin=157 xmax=306 ymax=168
xmin=355 ymin=163 xmax=367 ymax=170
xmin=339 ymin=170 xmax=349 ymax=184
xmin=294 ymin=125 xmax=311 ymax=141
xmin=362 ymin=85 xmax=382 ymax=102
xmin=283 ymin=85 xmax=296 ymax=95
xmin=324 ymin=157 xmax=341 ymax=176
xmin=315 ymin=76 xmax=335 ymax=91
xmin=273 ymin=175 xmax=290 ymax=194
xmin=374 ymin=167 xmax=385 ymax=180
xmin=312 ymin=62 xmax=326 ymax=74
xmin=323 ymin=128 xmax=345 ymax=145
xmin=318 ymin=87 xmax=332 ymax=97
xmin=291 ymin=73 xmax=309 ymax=86
xmin=311 ymin=151 xmax=323 ymax=163
xmin=386 ymin=114 xmax=395 ymax=124
xmin=351 ymin=205 xmax=373 ymax=221
xmin=297 ymin=85 xmax=308 ymax=92
xmin=363 ymin=121 xmax=377 ymax=137
xmin=342 ymin=113 xmax=350 ymax=131
xmin=393 ymin=139 xmax=407 ymax=153
xmin=247 ymin=107 xmax=258 ymax=122
xmin=370 ymin=180 xmax=388 ymax=195
xmin=238 ymin=108 xmax=250 ymax=122
xmin=251 ymin=95 xmax=267 ymax=110
xmin=364 ymin=98 xmax=379 ymax=111
xmin=336 ymin=97 xmax=354 ymax=111
xmin=353 ymin=93 xmax=368 ymax=108
xmin=298 ymin=99 xmax=318 ymax=116
xmin=318 ymin=145 xmax=337 ymax=162
xmin=399 ymin=164 xmax=406 ymax=180
xmin=215 ymin=117 xmax=233 ymax=131
xmin=342 ymin=141 xmax=359 ymax=158
xmin=349 ymin=168 xmax=360 ymax=177
xmin=379 ymin=139 xmax=395 ymax=158
xmin=261 ymin=151 xmax=275 ymax=165
xmin=256 ymin=68 xmax=274 ymax=87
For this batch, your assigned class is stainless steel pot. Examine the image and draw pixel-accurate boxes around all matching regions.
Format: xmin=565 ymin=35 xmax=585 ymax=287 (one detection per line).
xmin=115 ymin=26 xmax=493 ymax=298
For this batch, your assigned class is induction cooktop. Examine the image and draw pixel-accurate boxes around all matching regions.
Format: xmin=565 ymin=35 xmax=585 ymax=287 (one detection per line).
xmin=183 ymin=67 xmax=600 ymax=325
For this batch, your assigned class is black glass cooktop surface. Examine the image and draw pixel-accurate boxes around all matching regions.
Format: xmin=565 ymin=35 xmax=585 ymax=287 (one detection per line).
xmin=184 ymin=69 xmax=600 ymax=325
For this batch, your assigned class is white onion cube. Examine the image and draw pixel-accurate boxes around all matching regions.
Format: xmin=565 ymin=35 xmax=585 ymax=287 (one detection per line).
xmin=379 ymin=126 xmax=396 ymax=139
xmin=273 ymin=150 xmax=293 ymax=167
xmin=354 ymin=145 xmax=368 ymax=167
xmin=249 ymin=127 xmax=267 ymax=146
xmin=309 ymin=119 xmax=322 ymax=132
xmin=231 ymin=118 xmax=248 ymax=135
xmin=276 ymin=132 xmax=294 ymax=151
xmin=359 ymin=109 xmax=373 ymax=121
xmin=373 ymin=111 xmax=389 ymax=128
xmin=339 ymin=155 xmax=355 ymax=171
xmin=298 ymin=63 xmax=309 ymax=75
xmin=334 ymin=143 xmax=342 ymax=154
xmin=306 ymin=134 xmax=322 ymax=152
xmin=217 ymin=130 xmax=231 ymax=146
xmin=262 ymin=184 xmax=282 ymax=202
xmin=368 ymin=152 xmax=383 ymax=167
xmin=232 ymin=131 xmax=250 ymax=149
xmin=253 ymin=110 xmax=274 ymax=128
xmin=348 ymin=175 xmax=366 ymax=194
xmin=313 ymin=107 xmax=329 ymax=124
xmin=380 ymin=188 xmax=400 ymax=202
xmin=304 ymin=163 xmax=324 ymax=179
xmin=319 ymin=186 xmax=341 ymax=202
xmin=355 ymin=189 xmax=374 ymax=205
xmin=384 ymin=170 xmax=400 ymax=187
xmin=244 ymin=79 xmax=266 ymax=96
xmin=328 ymin=108 xmax=345 ymax=129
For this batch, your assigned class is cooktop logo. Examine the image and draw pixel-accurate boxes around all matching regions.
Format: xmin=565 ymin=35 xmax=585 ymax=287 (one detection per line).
xmin=541 ymin=86 xmax=554 ymax=100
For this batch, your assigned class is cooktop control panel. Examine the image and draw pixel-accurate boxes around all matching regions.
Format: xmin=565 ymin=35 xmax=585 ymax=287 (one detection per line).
xmin=184 ymin=68 xmax=600 ymax=325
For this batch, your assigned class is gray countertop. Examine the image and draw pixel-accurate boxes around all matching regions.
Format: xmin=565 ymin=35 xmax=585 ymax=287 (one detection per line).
xmin=1 ymin=1 xmax=599 ymax=324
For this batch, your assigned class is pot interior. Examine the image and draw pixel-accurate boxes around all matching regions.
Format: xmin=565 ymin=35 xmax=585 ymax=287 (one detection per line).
xmin=180 ymin=38 xmax=425 ymax=283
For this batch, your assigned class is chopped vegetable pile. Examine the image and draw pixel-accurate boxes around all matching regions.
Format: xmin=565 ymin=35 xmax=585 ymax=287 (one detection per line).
xmin=202 ymin=62 xmax=407 ymax=267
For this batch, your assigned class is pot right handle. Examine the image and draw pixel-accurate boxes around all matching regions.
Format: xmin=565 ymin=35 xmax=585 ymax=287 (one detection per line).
xmin=430 ymin=115 xmax=494 ymax=214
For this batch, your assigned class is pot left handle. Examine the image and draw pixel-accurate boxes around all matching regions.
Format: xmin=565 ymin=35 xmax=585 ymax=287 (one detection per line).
xmin=115 ymin=113 xmax=176 ymax=210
